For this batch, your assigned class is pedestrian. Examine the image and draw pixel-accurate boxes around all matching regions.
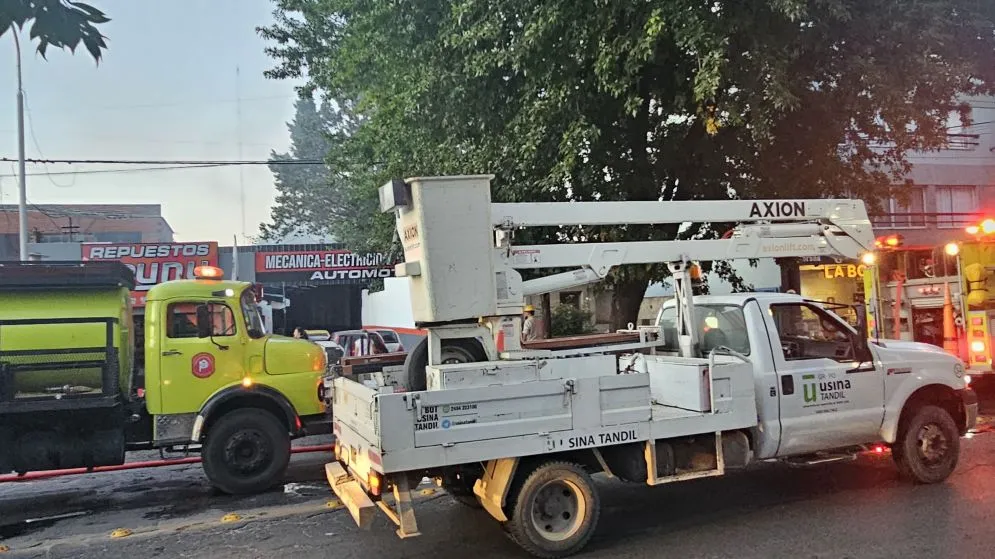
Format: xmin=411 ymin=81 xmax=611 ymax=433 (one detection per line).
xmin=292 ymin=327 xmax=306 ymax=339
xmin=521 ymin=304 xmax=538 ymax=343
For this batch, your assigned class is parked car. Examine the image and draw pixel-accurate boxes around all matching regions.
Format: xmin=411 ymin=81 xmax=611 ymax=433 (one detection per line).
xmin=305 ymin=329 xmax=332 ymax=342
xmin=334 ymin=329 xmax=392 ymax=357
xmin=373 ymin=328 xmax=404 ymax=352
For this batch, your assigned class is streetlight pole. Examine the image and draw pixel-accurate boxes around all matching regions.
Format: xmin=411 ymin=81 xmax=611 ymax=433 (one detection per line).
xmin=13 ymin=31 xmax=28 ymax=261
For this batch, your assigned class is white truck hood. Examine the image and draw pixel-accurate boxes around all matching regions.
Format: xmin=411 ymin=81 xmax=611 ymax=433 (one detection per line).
xmin=869 ymin=339 xmax=968 ymax=387
xmin=869 ymin=339 xmax=952 ymax=356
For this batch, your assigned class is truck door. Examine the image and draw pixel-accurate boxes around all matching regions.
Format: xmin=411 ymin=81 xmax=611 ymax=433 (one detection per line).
xmin=764 ymin=301 xmax=884 ymax=456
xmin=158 ymin=301 xmax=243 ymax=414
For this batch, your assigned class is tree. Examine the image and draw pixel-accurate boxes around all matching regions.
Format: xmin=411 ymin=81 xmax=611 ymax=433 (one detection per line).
xmin=1 ymin=0 xmax=110 ymax=62
xmin=260 ymin=0 xmax=995 ymax=328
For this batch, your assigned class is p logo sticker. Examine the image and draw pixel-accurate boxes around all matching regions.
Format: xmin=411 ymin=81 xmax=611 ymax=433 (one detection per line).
xmin=192 ymin=352 xmax=215 ymax=378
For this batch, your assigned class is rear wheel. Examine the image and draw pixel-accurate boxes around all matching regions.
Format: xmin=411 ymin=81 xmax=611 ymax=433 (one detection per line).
xmin=504 ymin=461 xmax=600 ymax=559
xmin=202 ymin=408 xmax=291 ymax=495
xmin=893 ymin=404 xmax=960 ymax=484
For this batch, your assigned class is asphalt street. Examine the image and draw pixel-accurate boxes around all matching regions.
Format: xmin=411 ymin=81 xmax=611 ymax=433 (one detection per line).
xmin=2 ymin=400 xmax=995 ymax=558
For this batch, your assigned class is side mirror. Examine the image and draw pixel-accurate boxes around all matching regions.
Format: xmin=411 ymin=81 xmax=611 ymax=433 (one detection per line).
xmin=196 ymin=305 xmax=212 ymax=338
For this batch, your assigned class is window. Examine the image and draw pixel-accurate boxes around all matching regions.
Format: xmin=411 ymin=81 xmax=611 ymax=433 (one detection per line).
xmin=875 ymin=187 xmax=925 ymax=228
xmin=559 ymin=291 xmax=581 ymax=309
xmin=240 ymin=290 xmax=266 ymax=339
xmin=167 ymin=302 xmax=236 ymax=338
xmin=935 ymin=186 xmax=976 ymax=228
xmin=376 ymin=330 xmax=400 ymax=344
xmin=769 ymin=303 xmax=855 ymax=362
xmin=657 ymin=304 xmax=751 ymax=355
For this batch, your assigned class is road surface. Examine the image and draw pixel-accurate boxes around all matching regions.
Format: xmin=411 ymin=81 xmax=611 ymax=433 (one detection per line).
xmin=2 ymin=425 xmax=994 ymax=559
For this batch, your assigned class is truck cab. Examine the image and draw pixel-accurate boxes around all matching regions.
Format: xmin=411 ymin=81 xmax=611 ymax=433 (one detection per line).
xmin=656 ymin=293 xmax=976 ymax=461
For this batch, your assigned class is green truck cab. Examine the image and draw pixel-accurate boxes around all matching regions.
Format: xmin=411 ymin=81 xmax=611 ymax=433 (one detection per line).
xmin=0 ymin=261 xmax=328 ymax=494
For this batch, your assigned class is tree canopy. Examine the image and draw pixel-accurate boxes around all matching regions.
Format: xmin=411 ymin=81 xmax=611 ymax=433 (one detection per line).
xmin=1 ymin=0 xmax=110 ymax=62
xmin=260 ymin=95 xmax=356 ymax=243
xmin=259 ymin=0 xmax=995 ymax=327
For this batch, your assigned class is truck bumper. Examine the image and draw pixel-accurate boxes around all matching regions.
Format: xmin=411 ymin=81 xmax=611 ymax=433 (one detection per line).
xmin=957 ymin=388 xmax=978 ymax=435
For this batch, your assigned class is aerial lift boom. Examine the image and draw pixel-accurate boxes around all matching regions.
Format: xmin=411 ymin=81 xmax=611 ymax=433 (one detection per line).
xmin=380 ymin=175 xmax=876 ymax=359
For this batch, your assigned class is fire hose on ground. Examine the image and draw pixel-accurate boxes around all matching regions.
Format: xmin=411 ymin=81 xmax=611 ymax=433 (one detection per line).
xmin=0 ymin=444 xmax=333 ymax=483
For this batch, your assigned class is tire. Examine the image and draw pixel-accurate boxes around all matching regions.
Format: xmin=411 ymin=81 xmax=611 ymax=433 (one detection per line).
xmin=504 ymin=461 xmax=600 ymax=559
xmin=202 ymin=408 xmax=291 ymax=495
xmin=403 ymin=337 xmax=485 ymax=391
xmin=893 ymin=404 xmax=960 ymax=484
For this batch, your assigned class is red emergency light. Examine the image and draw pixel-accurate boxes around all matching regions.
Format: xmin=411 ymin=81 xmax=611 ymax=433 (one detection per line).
xmin=965 ymin=218 xmax=995 ymax=236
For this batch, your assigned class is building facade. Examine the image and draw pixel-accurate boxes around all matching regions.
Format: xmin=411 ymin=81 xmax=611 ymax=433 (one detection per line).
xmin=0 ymin=204 xmax=173 ymax=259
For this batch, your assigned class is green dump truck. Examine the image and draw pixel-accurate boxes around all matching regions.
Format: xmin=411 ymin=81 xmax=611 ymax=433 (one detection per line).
xmin=0 ymin=261 xmax=329 ymax=494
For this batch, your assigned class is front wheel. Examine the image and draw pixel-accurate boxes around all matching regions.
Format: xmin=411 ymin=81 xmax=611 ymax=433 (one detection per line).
xmin=202 ymin=408 xmax=291 ymax=495
xmin=893 ymin=404 xmax=960 ymax=484
xmin=504 ymin=461 xmax=600 ymax=559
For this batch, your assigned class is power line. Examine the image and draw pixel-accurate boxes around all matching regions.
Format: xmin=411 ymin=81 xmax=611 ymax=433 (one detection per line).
xmin=23 ymin=92 xmax=76 ymax=189
xmin=0 ymin=157 xmax=326 ymax=166
xmin=0 ymin=163 xmax=231 ymax=179
xmin=16 ymin=94 xmax=297 ymax=115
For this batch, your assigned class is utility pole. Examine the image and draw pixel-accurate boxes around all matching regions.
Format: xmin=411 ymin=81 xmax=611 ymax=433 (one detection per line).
xmin=13 ymin=31 xmax=28 ymax=261
xmin=236 ymin=65 xmax=246 ymax=243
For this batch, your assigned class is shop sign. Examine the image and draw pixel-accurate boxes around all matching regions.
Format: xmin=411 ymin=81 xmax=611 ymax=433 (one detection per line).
xmin=82 ymin=242 xmax=219 ymax=307
xmin=254 ymin=249 xmax=395 ymax=283
xmin=822 ymin=264 xmax=866 ymax=279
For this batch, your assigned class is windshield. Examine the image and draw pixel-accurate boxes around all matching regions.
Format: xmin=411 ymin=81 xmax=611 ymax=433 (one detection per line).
xmin=657 ymin=303 xmax=751 ymax=355
xmin=240 ymin=289 xmax=266 ymax=339
xmin=377 ymin=330 xmax=399 ymax=343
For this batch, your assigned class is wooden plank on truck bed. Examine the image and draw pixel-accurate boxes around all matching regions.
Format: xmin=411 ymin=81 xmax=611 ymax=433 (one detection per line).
xmin=341 ymin=352 xmax=408 ymax=375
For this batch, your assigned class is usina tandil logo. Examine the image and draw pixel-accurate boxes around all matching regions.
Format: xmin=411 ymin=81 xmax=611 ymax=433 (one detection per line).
xmin=802 ymin=373 xmax=851 ymax=404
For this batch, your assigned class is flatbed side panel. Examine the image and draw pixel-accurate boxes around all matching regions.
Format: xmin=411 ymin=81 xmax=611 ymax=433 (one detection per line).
xmin=599 ymin=373 xmax=652 ymax=426
xmin=410 ymin=379 xmax=574 ymax=447
xmin=332 ymin=377 xmax=382 ymax=448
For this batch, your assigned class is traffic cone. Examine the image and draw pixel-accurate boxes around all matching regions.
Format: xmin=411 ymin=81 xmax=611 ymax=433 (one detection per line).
xmin=943 ymin=282 xmax=958 ymax=355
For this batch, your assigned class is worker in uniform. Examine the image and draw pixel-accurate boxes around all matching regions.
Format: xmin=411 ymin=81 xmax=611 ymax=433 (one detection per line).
xmin=522 ymin=304 xmax=538 ymax=343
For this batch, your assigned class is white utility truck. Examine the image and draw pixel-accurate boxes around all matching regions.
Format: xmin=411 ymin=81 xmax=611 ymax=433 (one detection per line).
xmin=326 ymin=175 xmax=978 ymax=558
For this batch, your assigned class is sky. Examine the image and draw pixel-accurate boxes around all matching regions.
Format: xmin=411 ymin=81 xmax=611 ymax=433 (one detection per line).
xmin=0 ymin=0 xmax=303 ymax=243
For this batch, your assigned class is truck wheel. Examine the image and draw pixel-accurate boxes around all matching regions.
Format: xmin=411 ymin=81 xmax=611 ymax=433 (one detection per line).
xmin=403 ymin=337 xmax=484 ymax=392
xmin=504 ymin=461 xmax=600 ymax=559
xmin=202 ymin=409 xmax=291 ymax=495
xmin=893 ymin=405 xmax=960 ymax=484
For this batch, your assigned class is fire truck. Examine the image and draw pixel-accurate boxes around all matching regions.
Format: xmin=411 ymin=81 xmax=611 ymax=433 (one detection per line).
xmin=862 ymin=218 xmax=995 ymax=378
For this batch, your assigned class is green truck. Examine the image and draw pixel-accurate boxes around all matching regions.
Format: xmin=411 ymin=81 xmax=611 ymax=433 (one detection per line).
xmin=0 ymin=261 xmax=329 ymax=494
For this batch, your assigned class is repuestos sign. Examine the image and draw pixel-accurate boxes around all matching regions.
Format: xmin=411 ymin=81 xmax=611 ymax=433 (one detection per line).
xmin=82 ymin=242 xmax=219 ymax=306
xmin=254 ymin=249 xmax=394 ymax=282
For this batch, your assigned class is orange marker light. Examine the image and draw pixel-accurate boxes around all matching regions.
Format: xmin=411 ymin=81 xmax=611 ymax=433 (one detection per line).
xmin=981 ymin=219 xmax=995 ymax=235
xmin=885 ymin=235 xmax=900 ymax=247
xmin=193 ymin=265 xmax=225 ymax=280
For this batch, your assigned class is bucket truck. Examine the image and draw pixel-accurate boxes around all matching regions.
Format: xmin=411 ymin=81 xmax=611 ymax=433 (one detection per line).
xmin=325 ymin=175 xmax=977 ymax=558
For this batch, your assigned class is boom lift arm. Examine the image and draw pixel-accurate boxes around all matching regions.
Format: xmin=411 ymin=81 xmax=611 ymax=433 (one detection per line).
xmin=380 ymin=175 xmax=876 ymax=359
